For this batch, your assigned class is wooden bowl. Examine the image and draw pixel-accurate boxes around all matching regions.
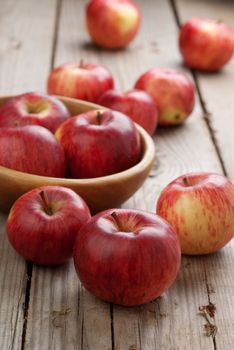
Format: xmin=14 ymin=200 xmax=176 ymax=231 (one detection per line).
xmin=0 ymin=96 xmax=156 ymax=213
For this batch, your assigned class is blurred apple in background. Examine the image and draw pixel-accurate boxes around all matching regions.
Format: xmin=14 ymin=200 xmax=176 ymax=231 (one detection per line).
xmin=156 ymin=172 xmax=234 ymax=255
xmin=47 ymin=61 xmax=114 ymax=103
xmin=73 ymin=208 xmax=181 ymax=306
xmin=7 ymin=186 xmax=91 ymax=265
xmin=56 ymin=109 xmax=141 ymax=178
xmin=86 ymin=0 xmax=141 ymax=49
xmin=98 ymin=89 xmax=158 ymax=135
xmin=135 ymin=68 xmax=195 ymax=126
xmin=179 ymin=18 xmax=234 ymax=72
xmin=0 ymin=125 xmax=65 ymax=177
xmin=0 ymin=92 xmax=70 ymax=133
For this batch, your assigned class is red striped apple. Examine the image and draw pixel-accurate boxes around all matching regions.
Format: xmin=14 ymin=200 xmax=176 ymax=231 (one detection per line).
xmin=179 ymin=18 xmax=234 ymax=72
xmin=156 ymin=172 xmax=234 ymax=255
xmin=86 ymin=0 xmax=141 ymax=49
xmin=0 ymin=92 xmax=70 ymax=133
xmin=98 ymin=89 xmax=159 ymax=135
xmin=7 ymin=186 xmax=91 ymax=265
xmin=47 ymin=61 xmax=114 ymax=103
xmin=135 ymin=68 xmax=195 ymax=126
xmin=56 ymin=109 xmax=141 ymax=178
xmin=0 ymin=125 xmax=65 ymax=177
xmin=73 ymin=208 xmax=181 ymax=306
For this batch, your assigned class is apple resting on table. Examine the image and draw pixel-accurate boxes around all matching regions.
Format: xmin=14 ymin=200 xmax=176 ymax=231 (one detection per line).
xmin=179 ymin=17 xmax=234 ymax=72
xmin=7 ymin=186 xmax=91 ymax=265
xmin=86 ymin=0 xmax=141 ymax=49
xmin=0 ymin=125 xmax=65 ymax=177
xmin=0 ymin=92 xmax=70 ymax=133
xmin=156 ymin=172 xmax=234 ymax=255
xmin=98 ymin=89 xmax=159 ymax=135
xmin=55 ymin=109 xmax=141 ymax=178
xmin=73 ymin=208 xmax=181 ymax=306
xmin=47 ymin=61 xmax=114 ymax=103
xmin=135 ymin=68 xmax=195 ymax=126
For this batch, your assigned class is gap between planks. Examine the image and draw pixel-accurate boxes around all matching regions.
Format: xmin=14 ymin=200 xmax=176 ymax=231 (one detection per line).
xmin=21 ymin=263 xmax=33 ymax=350
xmin=50 ymin=0 xmax=63 ymax=71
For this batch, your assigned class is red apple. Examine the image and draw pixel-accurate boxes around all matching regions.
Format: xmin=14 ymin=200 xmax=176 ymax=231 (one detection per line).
xmin=73 ymin=208 xmax=181 ymax=306
xmin=86 ymin=0 xmax=141 ymax=49
xmin=0 ymin=92 xmax=70 ymax=133
xmin=0 ymin=125 xmax=65 ymax=177
xmin=179 ymin=18 xmax=234 ymax=72
xmin=98 ymin=89 xmax=158 ymax=135
xmin=135 ymin=68 xmax=195 ymax=126
xmin=7 ymin=186 xmax=91 ymax=265
xmin=47 ymin=61 xmax=114 ymax=103
xmin=55 ymin=109 xmax=141 ymax=178
xmin=156 ymin=172 xmax=234 ymax=255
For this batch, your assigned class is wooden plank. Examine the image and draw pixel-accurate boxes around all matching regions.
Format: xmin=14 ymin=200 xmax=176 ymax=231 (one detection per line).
xmin=25 ymin=264 xmax=112 ymax=350
xmin=174 ymin=0 xmax=234 ymax=178
xmin=0 ymin=1 xmax=57 ymax=349
xmin=24 ymin=0 xmax=226 ymax=350
xmin=0 ymin=214 xmax=25 ymax=350
xmin=0 ymin=0 xmax=57 ymax=95
xmin=173 ymin=0 xmax=234 ymax=349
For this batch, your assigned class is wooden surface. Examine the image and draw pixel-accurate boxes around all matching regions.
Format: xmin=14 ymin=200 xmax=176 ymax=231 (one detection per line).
xmin=0 ymin=0 xmax=233 ymax=349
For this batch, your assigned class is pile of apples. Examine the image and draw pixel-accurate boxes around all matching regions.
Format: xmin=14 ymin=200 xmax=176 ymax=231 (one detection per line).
xmin=0 ymin=92 xmax=142 ymax=179
xmin=47 ymin=62 xmax=196 ymax=130
xmin=2 ymin=0 xmax=234 ymax=307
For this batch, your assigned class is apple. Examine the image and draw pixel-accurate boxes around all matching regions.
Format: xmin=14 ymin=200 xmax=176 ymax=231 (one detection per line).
xmin=135 ymin=68 xmax=195 ymax=126
xmin=98 ymin=89 xmax=158 ymax=135
xmin=0 ymin=125 xmax=65 ymax=177
xmin=7 ymin=186 xmax=91 ymax=265
xmin=0 ymin=92 xmax=70 ymax=133
xmin=73 ymin=208 xmax=181 ymax=306
xmin=47 ymin=61 xmax=114 ymax=103
xmin=179 ymin=18 xmax=234 ymax=72
xmin=55 ymin=109 xmax=141 ymax=178
xmin=86 ymin=0 xmax=141 ymax=49
xmin=156 ymin=172 xmax=234 ymax=255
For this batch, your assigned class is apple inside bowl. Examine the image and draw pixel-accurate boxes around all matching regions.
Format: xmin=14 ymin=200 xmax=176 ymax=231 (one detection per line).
xmin=0 ymin=96 xmax=155 ymax=213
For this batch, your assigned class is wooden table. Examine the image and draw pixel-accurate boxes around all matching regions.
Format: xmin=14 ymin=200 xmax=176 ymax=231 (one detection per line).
xmin=0 ymin=0 xmax=234 ymax=349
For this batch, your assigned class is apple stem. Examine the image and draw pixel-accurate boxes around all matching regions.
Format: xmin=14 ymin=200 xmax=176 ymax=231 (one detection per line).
xmin=111 ymin=212 xmax=124 ymax=231
xmin=182 ymin=177 xmax=189 ymax=186
xmin=39 ymin=191 xmax=53 ymax=216
xmin=96 ymin=110 xmax=102 ymax=125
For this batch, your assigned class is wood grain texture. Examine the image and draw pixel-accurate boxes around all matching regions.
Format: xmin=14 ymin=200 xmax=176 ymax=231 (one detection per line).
xmin=0 ymin=0 xmax=57 ymax=349
xmin=24 ymin=0 xmax=225 ymax=349
xmin=0 ymin=214 xmax=26 ymax=350
xmin=25 ymin=263 xmax=112 ymax=350
xmin=174 ymin=0 xmax=234 ymax=349
xmin=0 ymin=0 xmax=57 ymax=95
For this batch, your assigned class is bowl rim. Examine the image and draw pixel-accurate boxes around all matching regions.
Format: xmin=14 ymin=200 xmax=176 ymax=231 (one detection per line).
xmin=0 ymin=96 xmax=156 ymax=184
